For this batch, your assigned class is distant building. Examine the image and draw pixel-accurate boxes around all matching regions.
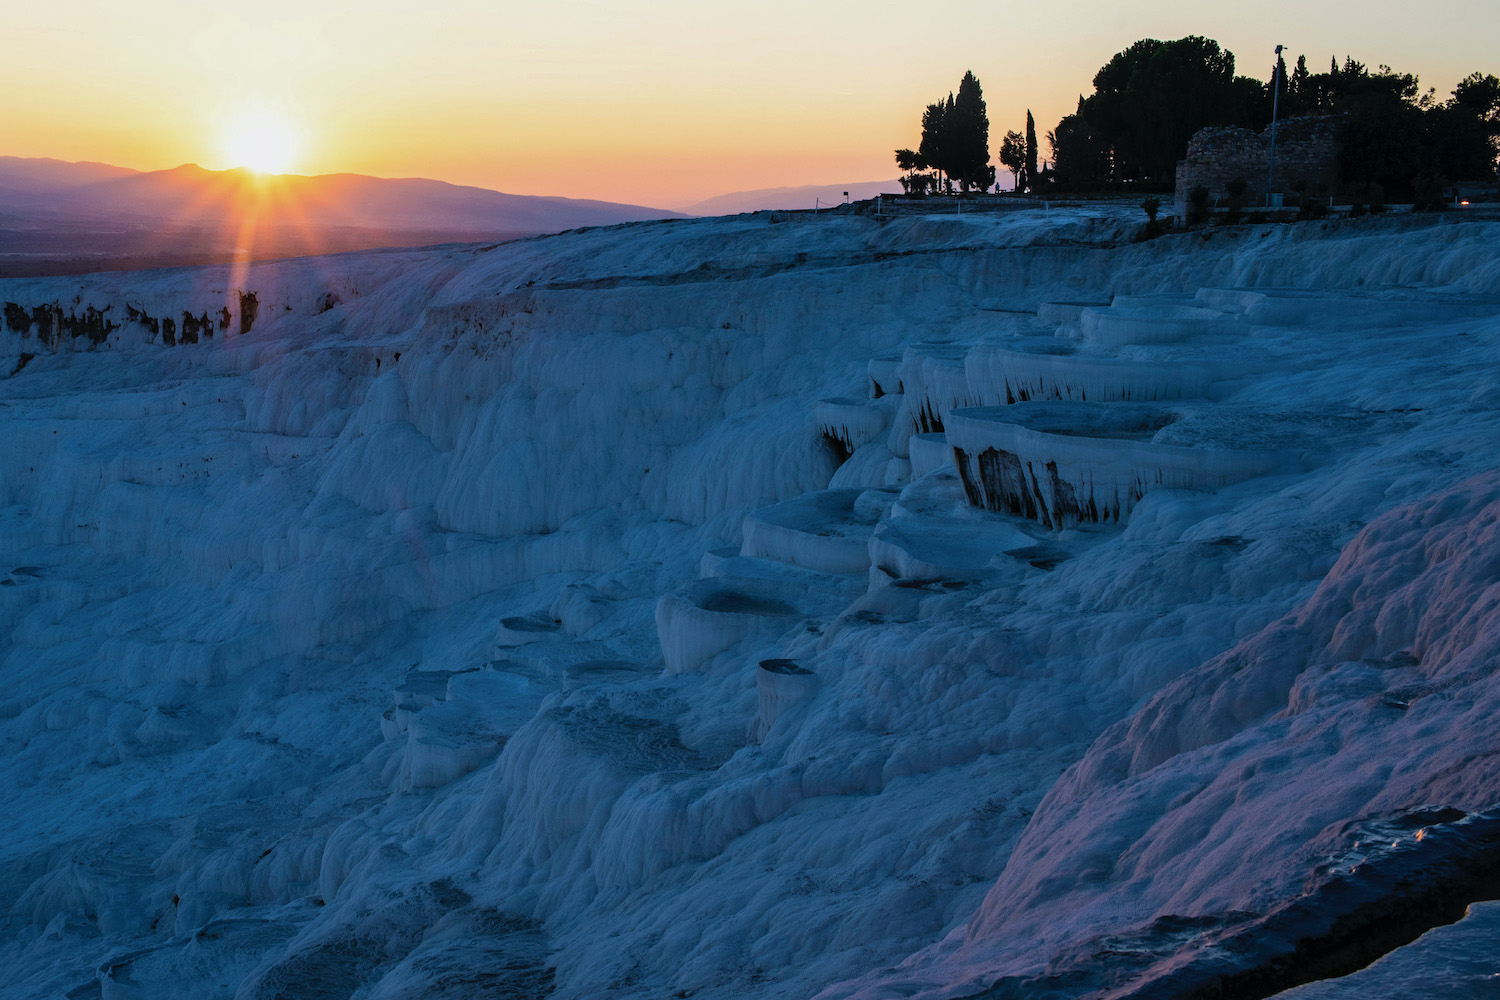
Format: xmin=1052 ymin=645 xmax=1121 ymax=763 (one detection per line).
xmin=1173 ymin=116 xmax=1343 ymax=220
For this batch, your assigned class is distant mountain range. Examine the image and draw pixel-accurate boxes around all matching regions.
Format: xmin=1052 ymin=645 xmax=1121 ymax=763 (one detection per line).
xmin=0 ymin=158 xmax=916 ymax=277
xmin=682 ymin=179 xmax=904 ymax=216
xmin=0 ymin=157 xmax=680 ymax=232
xmin=0 ymin=157 xmax=683 ymax=277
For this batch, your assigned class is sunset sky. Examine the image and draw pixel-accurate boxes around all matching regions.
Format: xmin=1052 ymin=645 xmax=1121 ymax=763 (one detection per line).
xmin=6 ymin=0 xmax=1498 ymax=209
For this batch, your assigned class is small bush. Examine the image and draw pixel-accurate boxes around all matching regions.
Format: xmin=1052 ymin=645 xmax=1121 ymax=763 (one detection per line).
xmin=1141 ymin=196 xmax=1161 ymax=221
xmin=1412 ymin=176 xmax=1449 ymax=213
xmin=1297 ymin=186 xmax=1329 ymax=220
xmin=1345 ymin=181 xmax=1386 ymax=218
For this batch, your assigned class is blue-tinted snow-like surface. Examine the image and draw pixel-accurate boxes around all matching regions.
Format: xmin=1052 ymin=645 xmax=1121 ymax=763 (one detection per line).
xmin=2 ymin=208 xmax=1500 ymax=999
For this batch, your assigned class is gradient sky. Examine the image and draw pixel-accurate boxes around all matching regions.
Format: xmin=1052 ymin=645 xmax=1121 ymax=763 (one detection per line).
xmin=6 ymin=0 xmax=1497 ymax=209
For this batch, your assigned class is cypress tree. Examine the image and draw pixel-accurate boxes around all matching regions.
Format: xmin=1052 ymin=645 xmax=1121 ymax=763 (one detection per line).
xmin=920 ymin=97 xmax=953 ymax=190
xmin=952 ymin=70 xmax=992 ymax=191
xmin=1025 ymin=111 xmax=1039 ymax=191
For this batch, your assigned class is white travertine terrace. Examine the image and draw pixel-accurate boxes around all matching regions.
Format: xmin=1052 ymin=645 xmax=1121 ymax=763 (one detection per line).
xmin=964 ymin=339 xmax=1240 ymax=406
xmin=1079 ymin=303 xmax=1239 ymax=347
xmin=739 ymin=488 xmax=876 ymax=576
xmin=947 ymin=402 xmax=1289 ymax=527
xmin=654 ymin=577 xmax=805 ymax=675
xmin=907 ymin=432 xmax=953 ymax=479
xmin=749 ymin=658 xmax=818 ymax=743
xmin=814 ymin=396 xmax=893 ymax=455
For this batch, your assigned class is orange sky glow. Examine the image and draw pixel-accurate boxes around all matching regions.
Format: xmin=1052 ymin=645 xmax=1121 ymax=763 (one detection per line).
xmin=6 ymin=0 xmax=1498 ymax=209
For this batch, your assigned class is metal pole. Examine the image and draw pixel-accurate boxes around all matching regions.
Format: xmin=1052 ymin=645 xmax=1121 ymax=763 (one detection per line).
xmin=1268 ymin=44 xmax=1284 ymax=207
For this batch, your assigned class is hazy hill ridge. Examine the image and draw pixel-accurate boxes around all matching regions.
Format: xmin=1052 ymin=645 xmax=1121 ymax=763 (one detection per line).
xmin=0 ymin=156 xmax=685 ymax=276
xmin=0 ymin=156 xmax=681 ymax=232
xmin=683 ymin=178 xmax=904 ymax=216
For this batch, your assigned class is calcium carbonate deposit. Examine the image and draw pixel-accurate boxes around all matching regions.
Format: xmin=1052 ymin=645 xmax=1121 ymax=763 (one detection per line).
xmin=2 ymin=207 xmax=1499 ymax=999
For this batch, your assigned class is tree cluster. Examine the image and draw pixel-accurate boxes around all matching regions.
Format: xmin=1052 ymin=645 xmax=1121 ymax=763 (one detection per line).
xmin=894 ymin=71 xmax=995 ymax=194
xmin=1047 ymin=98 xmax=1110 ymax=189
xmin=1057 ymin=36 xmax=1266 ymax=187
xmin=1273 ymin=56 xmax=1500 ymax=199
xmin=889 ymin=39 xmax=1498 ymax=206
xmin=1038 ymin=37 xmax=1499 ymax=199
xmin=996 ymin=112 xmax=1043 ymax=192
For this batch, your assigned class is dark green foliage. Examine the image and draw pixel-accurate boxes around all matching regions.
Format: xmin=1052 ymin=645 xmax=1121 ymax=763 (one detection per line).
xmin=1411 ymin=175 xmax=1450 ymax=212
xmin=1444 ymin=73 xmax=1500 ymax=182
xmin=1295 ymin=184 xmax=1330 ymax=219
xmin=1338 ymin=99 xmax=1427 ymax=198
xmin=1453 ymin=72 xmax=1500 ymax=118
xmin=903 ymin=172 xmax=936 ymax=197
xmin=1346 ymin=180 xmax=1384 ymax=216
xmin=894 ymin=149 xmax=923 ymax=172
xmin=1424 ymin=103 xmax=1499 ymax=182
xmin=1025 ymin=111 xmax=1039 ymax=190
xmin=1272 ymin=54 xmax=1420 ymax=123
xmin=999 ymin=130 xmax=1026 ymax=190
xmin=902 ymin=71 xmax=994 ymax=193
xmin=919 ymin=97 xmax=952 ymax=192
xmin=1081 ymin=35 xmax=1265 ymax=183
xmin=951 ymin=71 xmax=992 ymax=191
xmin=893 ymin=149 xmax=935 ymax=196
xmin=1136 ymin=196 xmax=1166 ymax=240
xmin=1048 ymin=97 xmax=1111 ymax=191
xmin=1452 ymin=71 xmax=1500 ymax=183
xmin=1324 ymin=59 xmax=1500 ymax=200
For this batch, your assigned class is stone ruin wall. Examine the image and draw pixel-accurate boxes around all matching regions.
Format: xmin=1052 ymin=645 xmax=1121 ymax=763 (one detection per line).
xmin=1174 ymin=115 xmax=1342 ymax=220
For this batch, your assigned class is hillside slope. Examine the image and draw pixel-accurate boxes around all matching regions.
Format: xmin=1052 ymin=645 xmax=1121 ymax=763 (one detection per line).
xmin=1 ymin=210 xmax=1498 ymax=999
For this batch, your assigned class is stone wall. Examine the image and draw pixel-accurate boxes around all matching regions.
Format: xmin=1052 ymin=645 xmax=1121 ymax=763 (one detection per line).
xmin=1174 ymin=115 xmax=1342 ymax=220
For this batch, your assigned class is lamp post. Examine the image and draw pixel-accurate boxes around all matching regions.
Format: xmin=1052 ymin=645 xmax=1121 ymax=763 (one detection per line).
xmin=1268 ymin=44 xmax=1284 ymax=207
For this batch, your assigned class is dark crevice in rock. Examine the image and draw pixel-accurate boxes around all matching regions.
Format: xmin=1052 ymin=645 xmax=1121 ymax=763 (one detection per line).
xmin=239 ymin=291 xmax=259 ymax=334
xmin=822 ymin=431 xmax=853 ymax=468
xmin=4 ymin=302 xmax=118 ymax=345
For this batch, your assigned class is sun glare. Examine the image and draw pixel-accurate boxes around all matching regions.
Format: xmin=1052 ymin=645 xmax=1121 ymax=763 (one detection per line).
xmin=225 ymin=111 xmax=299 ymax=174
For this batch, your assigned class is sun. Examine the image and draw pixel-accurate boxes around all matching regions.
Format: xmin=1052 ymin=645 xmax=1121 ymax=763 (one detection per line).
xmin=225 ymin=110 xmax=299 ymax=175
